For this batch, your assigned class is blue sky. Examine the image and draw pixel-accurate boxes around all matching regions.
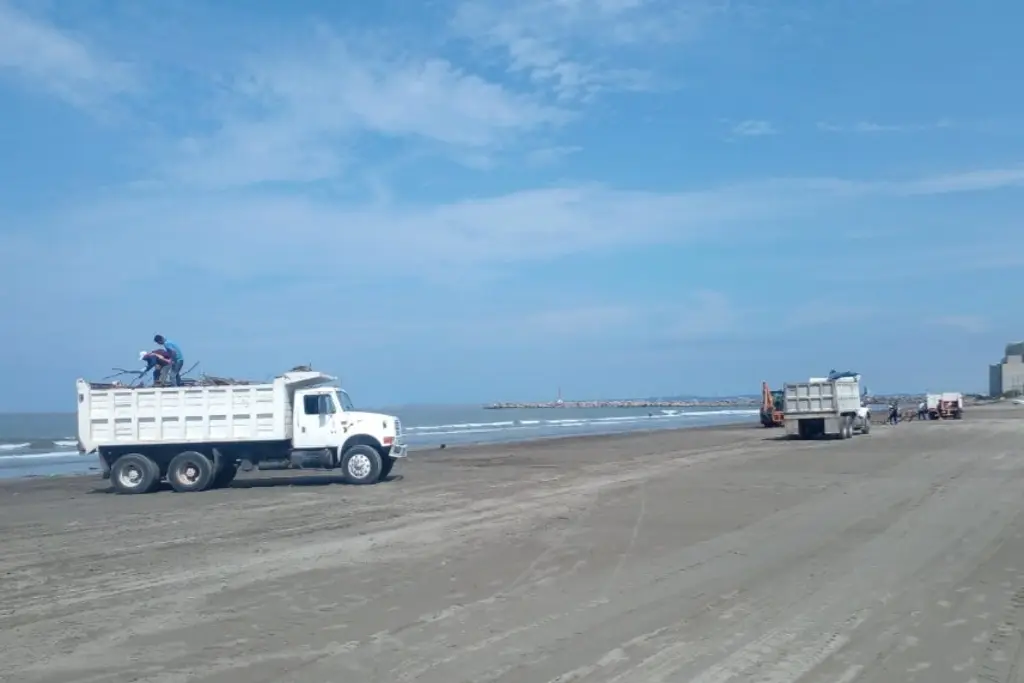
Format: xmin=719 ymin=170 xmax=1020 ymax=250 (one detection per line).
xmin=2 ymin=0 xmax=1023 ymax=411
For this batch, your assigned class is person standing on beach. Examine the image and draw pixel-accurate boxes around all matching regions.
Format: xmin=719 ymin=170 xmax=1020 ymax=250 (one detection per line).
xmin=154 ymin=335 xmax=184 ymax=386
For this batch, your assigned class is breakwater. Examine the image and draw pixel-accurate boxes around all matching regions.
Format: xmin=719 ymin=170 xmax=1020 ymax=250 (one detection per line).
xmin=484 ymin=398 xmax=759 ymax=410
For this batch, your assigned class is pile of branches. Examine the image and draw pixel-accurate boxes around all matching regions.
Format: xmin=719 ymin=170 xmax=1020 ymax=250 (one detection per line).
xmin=90 ymin=363 xmax=314 ymax=389
xmin=93 ymin=362 xmax=258 ymax=389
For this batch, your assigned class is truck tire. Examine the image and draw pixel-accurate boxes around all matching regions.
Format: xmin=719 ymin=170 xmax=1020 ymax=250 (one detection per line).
xmin=341 ymin=445 xmax=382 ymax=485
xmin=380 ymin=456 xmax=396 ymax=481
xmin=110 ymin=453 xmax=160 ymax=495
xmin=210 ymin=464 xmax=238 ymax=489
xmin=167 ymin=451 xmax=215 ymax=493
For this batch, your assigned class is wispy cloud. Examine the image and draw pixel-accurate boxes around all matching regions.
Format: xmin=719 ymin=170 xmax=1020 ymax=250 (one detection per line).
xmin=163 ymin=31 xmax=567 ymax=187
xmin=0 ymin=1 xmax=735 ymax=188
xmin=662 ymin=290 xmax=740 ymax=341
xmin=887 ymin=166 xmax=1024 ymax=195
xmin=797 ymin=237 xmax=1024 ymax=284
xmin=449 ymin=0 xmax=720 ymax=101
xmin=9 ymin=164 xmax=1024 ymax=297
xmin=816 ymin=120 xmax=953 ymax=134
xmin=0 ymin=0 xmax=136 ymax=111
xmin=405 ymin=289 xmax=742 ymax=348
xmin=525 ymin=145 xmax=583 ymax=165
xmin=929 ymin=315 xmax=989 ymax=334
xmin=730 ymin=119 xmax=777 ymax=137
xmin=468 ymin=288 xmax=875 ymax=349
xmin=782 ymin=300 xmax=878 ymax=329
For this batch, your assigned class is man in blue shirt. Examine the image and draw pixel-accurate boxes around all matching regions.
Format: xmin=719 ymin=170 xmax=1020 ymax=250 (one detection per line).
xmin=154 ymin=335 xmax=184 ymax=386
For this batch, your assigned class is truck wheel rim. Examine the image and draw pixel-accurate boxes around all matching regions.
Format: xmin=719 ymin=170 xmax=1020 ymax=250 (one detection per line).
xmin=118 ymin=465 xmax=143 ymax=488
xmin=348 ymin=454 xmax=372 ymax=479
xmin=179 ymin=464 xmax=200 ymax=484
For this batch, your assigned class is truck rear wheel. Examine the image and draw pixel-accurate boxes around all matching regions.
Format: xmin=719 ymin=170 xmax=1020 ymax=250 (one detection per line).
xmin=341 ymin=445 xmax=382 ymax=485
xmin=167 ymin=451 xmax=215 ymax=493
xmin=210 ymin=463 xmax=238 ymax=489
xmin=110 ymin=453 xmax=160 ymax=495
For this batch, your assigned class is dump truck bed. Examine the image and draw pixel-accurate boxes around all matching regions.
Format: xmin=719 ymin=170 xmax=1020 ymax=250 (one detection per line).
xmin=76 ymin=371 xmax=334 ymax=453
xmin=783 ymin=378 xmax=862 ymax=416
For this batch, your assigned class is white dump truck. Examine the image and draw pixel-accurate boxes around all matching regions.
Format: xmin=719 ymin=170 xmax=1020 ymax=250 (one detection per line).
xmin=926 ymin=391 xmax=963 ymax=420
xmin=783 ymin=376 xmax=870 ymax=439
xmin=76 ymin=370 xmax=407 ymax=494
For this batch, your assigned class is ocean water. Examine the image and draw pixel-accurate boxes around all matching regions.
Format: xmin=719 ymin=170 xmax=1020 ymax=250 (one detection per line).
xmin=0 ymin=404 xmax=757 ymax=480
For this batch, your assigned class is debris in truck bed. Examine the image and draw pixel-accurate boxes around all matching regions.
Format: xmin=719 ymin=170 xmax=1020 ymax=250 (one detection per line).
xmin=87 ymin=363 xmax=320 ymax=389
xmin=87 ymin=364 xmax=313 ymax=389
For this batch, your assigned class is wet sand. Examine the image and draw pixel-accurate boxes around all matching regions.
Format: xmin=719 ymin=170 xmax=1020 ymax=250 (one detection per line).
xmin=2 ymin=405 xmax=1023 ymax=682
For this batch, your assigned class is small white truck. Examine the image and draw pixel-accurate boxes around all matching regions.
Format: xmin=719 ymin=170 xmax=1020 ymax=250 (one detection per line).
xmin=783 ymin=376 xmax=870 ymax=440
xmin=76 ymin=370 xmax=407 ymax=494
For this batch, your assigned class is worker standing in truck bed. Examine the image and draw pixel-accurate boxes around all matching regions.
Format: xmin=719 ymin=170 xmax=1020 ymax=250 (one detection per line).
xmin=154 ymin=334 xmax=184 ymax=386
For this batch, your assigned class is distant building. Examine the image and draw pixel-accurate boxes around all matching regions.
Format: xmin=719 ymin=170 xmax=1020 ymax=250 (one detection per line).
xmin=990 ymin=342 xmax=1024 ymax=396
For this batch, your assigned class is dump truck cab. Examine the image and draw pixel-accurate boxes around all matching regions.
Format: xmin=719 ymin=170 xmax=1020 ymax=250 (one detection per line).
xmin=292 ymin=386 xmax=405 ymax=457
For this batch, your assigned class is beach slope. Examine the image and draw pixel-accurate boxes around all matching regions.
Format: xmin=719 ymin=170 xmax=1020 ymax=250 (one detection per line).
xmin=2 ymin=406 xmax=1023 ymax=682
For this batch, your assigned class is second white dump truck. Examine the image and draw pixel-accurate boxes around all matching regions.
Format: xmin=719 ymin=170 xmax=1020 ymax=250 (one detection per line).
xmin=783 ymin=375 xmax=870 ymax=440
xmin=76 ymin=370 xmax=407 ymax=494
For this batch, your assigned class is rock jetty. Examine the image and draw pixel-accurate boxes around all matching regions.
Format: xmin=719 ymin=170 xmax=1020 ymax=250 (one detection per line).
xmin=484 ymin=398 xmax=758 ymax=410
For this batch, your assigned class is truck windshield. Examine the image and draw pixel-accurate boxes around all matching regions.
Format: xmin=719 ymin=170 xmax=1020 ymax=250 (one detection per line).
xmin=338 ymin=390 xmax=355 ymax=411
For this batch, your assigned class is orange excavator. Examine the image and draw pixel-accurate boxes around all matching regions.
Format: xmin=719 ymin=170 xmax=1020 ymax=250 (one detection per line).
xmin=760 ymin=381 xmax=784 ymax=428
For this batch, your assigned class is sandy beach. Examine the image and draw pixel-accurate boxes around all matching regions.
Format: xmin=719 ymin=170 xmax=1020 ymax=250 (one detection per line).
xmin=2 ymin=404 xmax=1023 ymax=682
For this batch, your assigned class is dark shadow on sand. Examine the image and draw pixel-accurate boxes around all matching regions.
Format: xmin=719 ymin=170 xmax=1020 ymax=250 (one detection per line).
xmin=87 ymin=474 xmax=404 ymax=494
xmin=229 ymin=473 xmax=404 ymax=489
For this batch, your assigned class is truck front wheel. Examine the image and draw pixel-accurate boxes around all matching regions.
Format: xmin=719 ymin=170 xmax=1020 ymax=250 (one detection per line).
xmin=110 ymin=453 xmax=160 ymax=495
xmin=167 ymin=451 xmax=215 ymax=492
xmin=341 ymin=445 xmax=382 ymax=485
xmin=380 ymin=456 xmax=396 ymax=481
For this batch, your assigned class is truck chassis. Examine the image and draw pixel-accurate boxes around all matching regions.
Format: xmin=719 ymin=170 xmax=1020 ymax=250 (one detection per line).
xmin=786 ymin=412 xmax=870 ymax=440
xmin=101 ymin=439 xmax=400 ymax=494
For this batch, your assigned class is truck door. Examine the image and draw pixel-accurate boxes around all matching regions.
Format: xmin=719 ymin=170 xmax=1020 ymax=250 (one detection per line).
xmin=293 ymin=392 xmax=336 ymax=449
